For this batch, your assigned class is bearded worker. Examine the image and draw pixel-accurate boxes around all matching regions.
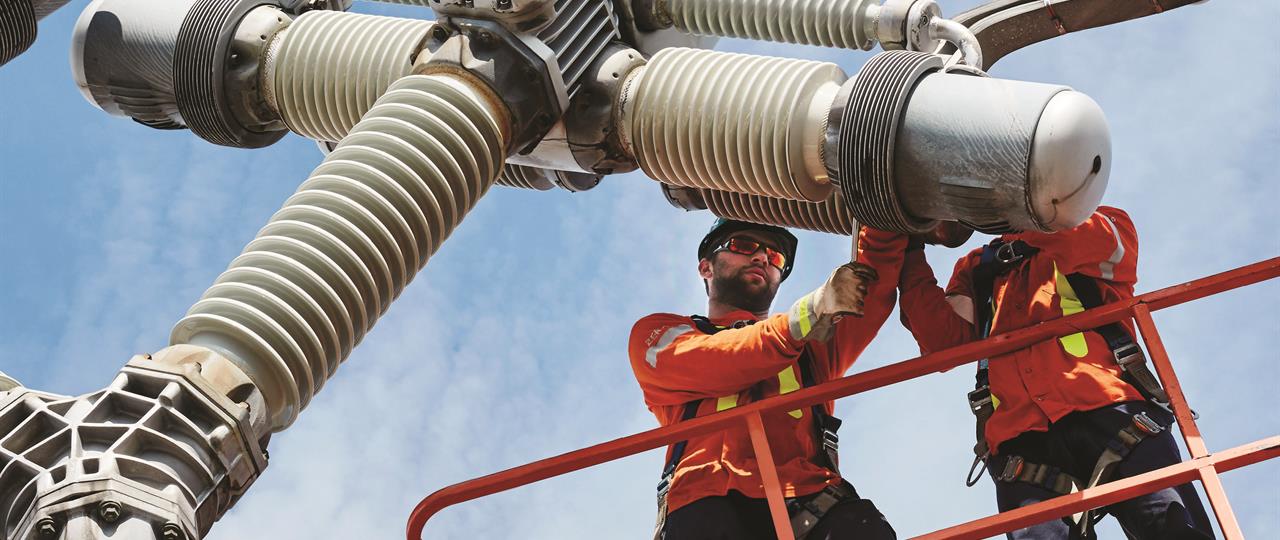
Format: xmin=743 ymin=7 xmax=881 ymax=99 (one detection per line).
xmin=629 ymin=218 xmax=905 ymax=540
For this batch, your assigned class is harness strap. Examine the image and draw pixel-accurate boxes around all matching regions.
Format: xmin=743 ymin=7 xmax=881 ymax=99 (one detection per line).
xmin=1062 ymin=273 xmax=1174 ymax=408
xmin=797 ymin=350 xmax=842 ymax=473
xmin=987 ymin=411 xmax=1167 ymax=538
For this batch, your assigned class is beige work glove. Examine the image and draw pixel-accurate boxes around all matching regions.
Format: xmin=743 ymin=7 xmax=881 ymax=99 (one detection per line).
xmin=787 ymin=262 xmax=879 ymax=342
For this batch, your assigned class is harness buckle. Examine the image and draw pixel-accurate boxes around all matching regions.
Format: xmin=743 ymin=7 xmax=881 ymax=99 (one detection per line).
xmin=994 ymin=242 xmax=1024 ymax=264
xmin=656 ymin=474 xmax=672 ymax=506
xmin=1112 ymin=342 xmax=1144 ymax=369
xmin=1132 ymin=411 xmax=1164 ymax=435
xmin=821 ymin=428 xmax=839 ymax=453
xmin=997 ymin=455 xmax=1025 ymax=482
xmin=967 ymin=386 xmax=992 ymax=414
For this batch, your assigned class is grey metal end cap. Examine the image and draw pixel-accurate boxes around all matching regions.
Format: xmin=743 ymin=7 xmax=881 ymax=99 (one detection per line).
xmin=1028 ymin=90 xmax=1111 ymax=232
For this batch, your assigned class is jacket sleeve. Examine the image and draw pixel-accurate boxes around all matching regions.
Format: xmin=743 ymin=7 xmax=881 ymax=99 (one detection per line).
xmin=827 ymin=227 xmax=907 ymax=375
xmin=629 ymin=313 xmax=805 ymax=407
xmin=898 ymin=247 xmax=980 ymax=355
xmin=1005 ymin=206 xmax=1138 ymax=286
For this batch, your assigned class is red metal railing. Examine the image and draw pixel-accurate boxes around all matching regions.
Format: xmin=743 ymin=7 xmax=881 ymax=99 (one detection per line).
xmin=407 ymin=257 xmax=1280 ymax=540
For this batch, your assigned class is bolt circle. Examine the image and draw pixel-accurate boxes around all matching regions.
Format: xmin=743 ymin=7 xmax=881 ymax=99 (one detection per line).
xmin=98 ymin=500 xmax=122 ymax=523
xmin=431 ymin=26 xmax=448 ymax=42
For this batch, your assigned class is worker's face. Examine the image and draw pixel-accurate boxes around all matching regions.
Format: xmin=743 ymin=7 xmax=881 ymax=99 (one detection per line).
xmin=699 ymin=231 xmax=784 ymax=313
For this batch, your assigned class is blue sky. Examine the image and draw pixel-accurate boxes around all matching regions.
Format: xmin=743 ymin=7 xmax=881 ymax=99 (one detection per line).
xmin=1 ymin=0 xmax=1276 ymax=538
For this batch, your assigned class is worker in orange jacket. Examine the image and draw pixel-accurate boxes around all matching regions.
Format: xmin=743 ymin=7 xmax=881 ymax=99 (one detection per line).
xmin=629 ymin=218 xmax=904 ymax=540
xmin=897 ymin=206 xmax=1213 ymax=539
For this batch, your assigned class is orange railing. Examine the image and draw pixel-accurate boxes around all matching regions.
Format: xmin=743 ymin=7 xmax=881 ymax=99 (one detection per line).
xmin=407 ymin=257 xmax=1280 ymax=540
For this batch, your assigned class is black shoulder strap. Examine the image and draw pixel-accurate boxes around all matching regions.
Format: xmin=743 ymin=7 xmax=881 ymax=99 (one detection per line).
xmin=658 ymin=315 xmax=725 ymax=493
xmin=1063 ymin=273 xmax=1133 ymax=350
xmin=797 ymin=349 xmax=842 ymax=473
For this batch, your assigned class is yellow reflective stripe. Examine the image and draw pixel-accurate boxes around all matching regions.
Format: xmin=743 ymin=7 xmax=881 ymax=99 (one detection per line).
xmin=797 ymin=295 xmax=813 ymax=337
xmin=991 ymin=393 xmax=1001 ymax=410
xmin=777 ymin=366 xmax=803 ymax=418
xmin=716 ymin=394 xmax=738 ymax=411
xmin=1053 ymin=262 xmax=1089 ymax=358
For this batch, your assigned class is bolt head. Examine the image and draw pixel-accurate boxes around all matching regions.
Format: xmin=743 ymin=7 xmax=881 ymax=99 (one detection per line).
xmin=161 ymin=523 xmax=184 ymax=540
xmin=98 ymin=501 xmax=122 ymax=523
xmin=431 ymin=26 xmax=448 ymax=42
xmin=36 ymin=518 xmax=57 ymax=538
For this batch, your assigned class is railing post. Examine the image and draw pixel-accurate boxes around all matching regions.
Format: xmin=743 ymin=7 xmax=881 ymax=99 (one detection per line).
xmin=1131 ymin=304 xmax=1208 ymax=457
xmin=1131 ymin=303 xmax=1244 ymax=539
xmin=746 ymin=412 xmax=796 ymax=540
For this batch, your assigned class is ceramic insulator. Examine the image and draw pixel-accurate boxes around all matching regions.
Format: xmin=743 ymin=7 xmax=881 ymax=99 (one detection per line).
xmin=702 ymin=188 xmax=854 ymax=236
xmin=172 ymin=74 xmax=507 ymax=431
xmin=665 ymin=0 xmax=876 ymax=50
xmin=267 ymin=10 xmax=432 ymax=143
xmin=621 ymin=48 xmax=844 ymax=202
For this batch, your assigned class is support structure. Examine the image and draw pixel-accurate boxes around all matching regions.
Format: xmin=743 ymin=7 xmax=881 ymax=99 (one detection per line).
xmin=405 ymin=257 xmax=1280 ymax=539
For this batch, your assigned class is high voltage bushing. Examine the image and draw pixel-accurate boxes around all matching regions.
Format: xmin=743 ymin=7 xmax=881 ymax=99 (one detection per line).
xmin=632 ymin=0 xmax=982 ymax=68
xmin=624 ymin=47 xmax=1109 ymax=234
xmin=620 ymin=48 xmax=844 ymax=203
xmin=827 ymin=50 xmax=1110 ymax=233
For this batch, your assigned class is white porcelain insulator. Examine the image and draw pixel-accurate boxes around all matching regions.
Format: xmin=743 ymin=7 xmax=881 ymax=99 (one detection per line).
xmin=702 ymin=188 xmax=854 ymax=236
xmin=267 ymin=10 xmax=433 ymax=143
xmin=622 ymin=48 xmax=845 ymax=202
xmin=666 ymin=0 xmax=876 ymax=50
xmin=172 ymin=74 xmax=507 ymax=431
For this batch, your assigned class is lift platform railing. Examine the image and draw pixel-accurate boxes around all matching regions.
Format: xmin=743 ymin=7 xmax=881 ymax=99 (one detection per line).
xmin=407 ymin=257 xmax=1280 ymax=540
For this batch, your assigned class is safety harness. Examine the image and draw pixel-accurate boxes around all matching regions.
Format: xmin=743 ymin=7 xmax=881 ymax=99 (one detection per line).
xmin=963 ymin=239 xmax=1179 ymax=539
xmin=653 ymin=315 xmax=850 ymax=540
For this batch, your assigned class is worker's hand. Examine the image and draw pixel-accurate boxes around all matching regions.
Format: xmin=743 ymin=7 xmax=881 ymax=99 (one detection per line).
xmin=788 ymin=262 xmax=879 ymax=342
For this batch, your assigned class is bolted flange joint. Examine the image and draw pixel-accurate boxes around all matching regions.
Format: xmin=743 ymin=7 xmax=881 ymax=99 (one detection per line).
xmin=416 ymin=18 xmax=567 ymax=155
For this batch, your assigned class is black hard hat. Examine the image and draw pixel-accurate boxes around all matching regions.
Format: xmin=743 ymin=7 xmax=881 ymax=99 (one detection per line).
xmin=697 ymin=218 xmax=798 ymax=281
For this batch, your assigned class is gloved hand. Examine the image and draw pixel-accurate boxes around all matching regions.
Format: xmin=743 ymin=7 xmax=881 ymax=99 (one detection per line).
xmin=788 ymin=262 xmax=879 ymax=342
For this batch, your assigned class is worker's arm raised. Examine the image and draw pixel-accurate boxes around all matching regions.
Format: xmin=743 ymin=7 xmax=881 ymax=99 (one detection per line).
xmin=827 ymin=227 xmax=907 ymax=375
xmin=898 ymin=247 xmax=980 ymax=354
xmin=1006 ymin=206 xmax=1138 ymax=285
xmin=630 ymin=313 xmax=804 ymax=407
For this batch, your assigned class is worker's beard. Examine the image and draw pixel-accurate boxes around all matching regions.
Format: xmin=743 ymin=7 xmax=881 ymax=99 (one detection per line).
xmin=710 ymin=265 xmax=778 ymax=314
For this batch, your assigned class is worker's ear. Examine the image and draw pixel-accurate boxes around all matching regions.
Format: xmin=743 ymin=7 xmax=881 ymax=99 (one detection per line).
xmin=698 ymin=258 xmax=714 ymax=281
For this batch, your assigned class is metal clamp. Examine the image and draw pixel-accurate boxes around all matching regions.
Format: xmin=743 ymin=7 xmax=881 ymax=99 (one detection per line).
xmin=997 ymin=455 xmax=1024 ymax=482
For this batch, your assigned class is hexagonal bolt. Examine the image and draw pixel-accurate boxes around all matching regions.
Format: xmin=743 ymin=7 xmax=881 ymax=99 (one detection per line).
xmin=36 ymin=517 xmax=57 ymax=538
xmin=161 ymin=523 xmax=185 ymax=540
xmin=98 ymin=500 xmax=122 ymax=523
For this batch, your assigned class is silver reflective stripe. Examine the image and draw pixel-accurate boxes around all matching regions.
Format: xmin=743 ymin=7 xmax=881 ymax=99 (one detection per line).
xmin=646 ymin=324 xmax=693 ymax=368
xmin=1097 ymin=213 xmax=1125 ymax=280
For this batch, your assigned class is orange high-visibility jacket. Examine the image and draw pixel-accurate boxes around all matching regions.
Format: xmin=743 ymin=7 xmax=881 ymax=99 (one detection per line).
xmin=898 ymin=206 xmax=1144 ymax=454
xmin=628 ymin=228 xmax=906 ymax=513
